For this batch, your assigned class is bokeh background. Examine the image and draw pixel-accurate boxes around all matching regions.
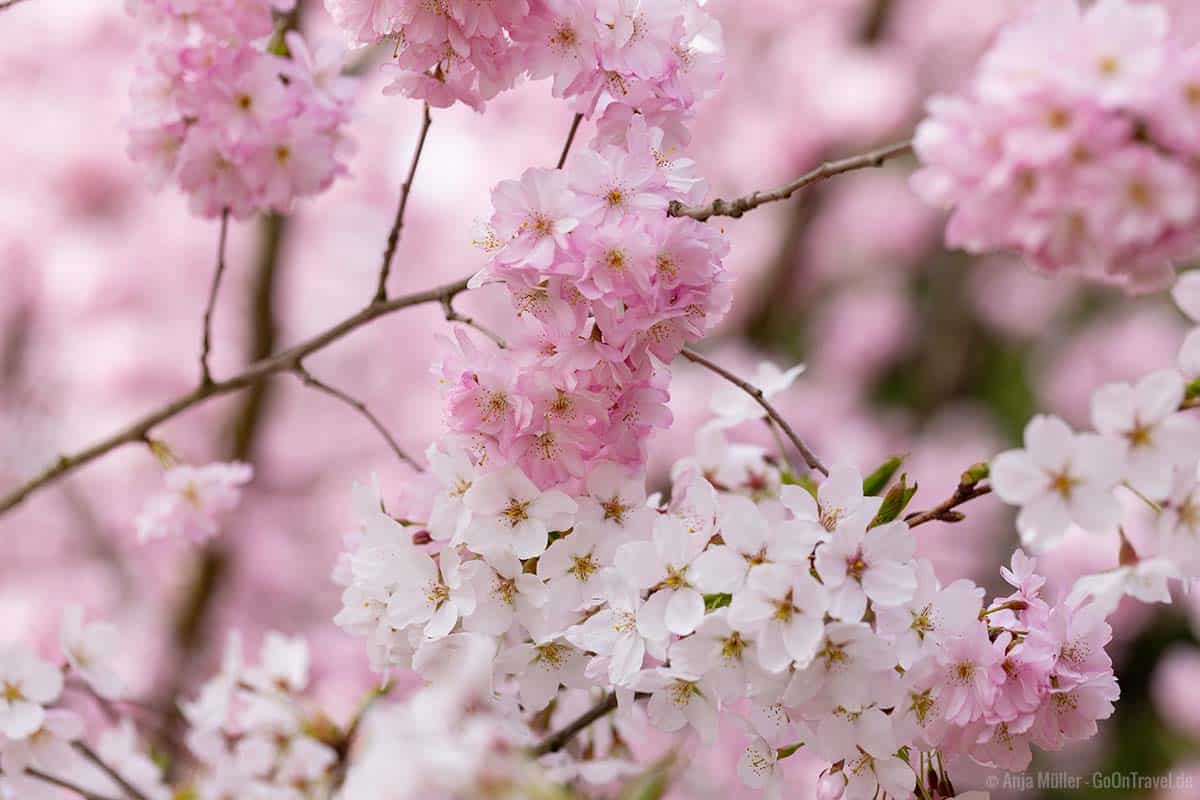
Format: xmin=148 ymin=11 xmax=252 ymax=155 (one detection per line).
xmin=2 ymin=0 xmax=1198 ymax=796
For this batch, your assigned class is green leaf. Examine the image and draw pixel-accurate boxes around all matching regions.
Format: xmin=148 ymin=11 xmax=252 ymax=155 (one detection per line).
xmin=871 ymin=474 xmax=918 ymax=527
xmin=1187 ymin=377 xmax=1200 ymax=401
xmin=704 ymin=593 xmax=732 ymax=611
xmin=777 ymin=742 xmax=804 ymax=760
xmin=862 ymin=456 xmax=905 ymax=496
xmin=960 ymin=462 xmax=990 ymax=486
xmin=785 ymin=473 xmax=820 ymax=498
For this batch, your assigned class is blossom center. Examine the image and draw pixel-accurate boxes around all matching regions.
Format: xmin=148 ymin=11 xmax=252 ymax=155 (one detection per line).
xmin=951 ymin=661 xmax=976 ymax=685
xmin=502 ymin=498 xmax=532 ymax=526
xmin=2 ymin=682 xmax=23 ymax=703
xmin=534 ymin=642 xmax=569 ymax=668
xmin=569 ymin=552 xmax=599 ymax=582
xmin=601 ymin=496 xmax=629 ymax=525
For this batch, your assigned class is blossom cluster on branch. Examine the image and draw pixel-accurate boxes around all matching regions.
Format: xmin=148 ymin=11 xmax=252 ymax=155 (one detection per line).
xmin=912 ymin=0 xmax=1200 ymax=292
xmin=8 ymin=0 xmax=1200 ymax=798
xmin=127 ymin=0 xmax=357 ymax=218
xmin=326 ymin=0 xmax=722 ymax=145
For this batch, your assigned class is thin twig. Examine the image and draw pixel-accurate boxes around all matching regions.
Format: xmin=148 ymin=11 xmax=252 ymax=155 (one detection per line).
xmin=26 ymin=767 xmax=121 ymax=800
xmin=441 ymin=297 xmax=507 ymax=348
xmin=73 ymin=741 xmax=151 ymax=800
xmin=375 ymin=102 xmax=433 ymax=302
xmin=293 ymin=363 xmax=421 ymax=471
xmin=0 ymin=276 xmax=473 ymax=516
xmin=680 ymin=348 xmax=828 ymax=476
xmin=199 ymin=209 xmax=231 ymax=385
xmin=669 ymin=140 xmax=913 ymax=222
xmin=905 ymin=483 xmax=993 ymax=528
xmin=0 ymin=0 xmax=33 ymax=11
xmin=532 ymin=692 xmax=618 ymax=756
xmin=331 ymin=685 xmax=392 ymax=789
xmin=556 ymin=113 xmax=584 ymax=169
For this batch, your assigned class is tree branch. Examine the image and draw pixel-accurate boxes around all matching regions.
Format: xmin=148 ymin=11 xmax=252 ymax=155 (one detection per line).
xmin=441 ymin=296 xmax=507 ymax=349
xmin=556 ymin=113 xmax=584 ymax=170
xmin=0 ymin=276 xmax=472 ymax=516
xmin=199 ymin=209 xmax=231 ymax=385
xmin=26 ymin=768 xmax=120 ymax=800
xmin=905 ymin=479 xmax=993 ymax=528
xmin=532 ymin=692 xmax=618 ymax=756
xmin=679 ymin=348 xmax=829 ymax=476
xmin=668 ymin=140 xmax=913 ymax=222
xmin=293 ymin=363 xmax=422 ymax=471
xmin=73 ymin=741 xmax=151 ymax=800
xmin=375 ymin=102 xmax=433 ymax=302
xmin=0 ymin=0 xmax=32 ymax=11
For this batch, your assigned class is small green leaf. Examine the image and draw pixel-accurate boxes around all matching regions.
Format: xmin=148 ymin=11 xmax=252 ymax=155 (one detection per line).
xmin=1188 ymin=377 xmax=1200 ymax=400
xmin=777 ymin=742 xmax=804 ymax=760
xmin=788 ymin=473 xmax=820 ymax=498
xmin=704 ymin=593 xmax=732 ymax=611
xmin=862 ymin=456 xmax=905 ymax=496
xmin=960 ymin=462 xmax=990 ymax=486
xmin=871 ymin=474 xmax=918 ymax=527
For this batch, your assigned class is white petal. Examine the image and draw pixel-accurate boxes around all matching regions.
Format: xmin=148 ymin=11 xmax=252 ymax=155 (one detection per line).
xmin=665 ymin=588 xmax=705 ymax=636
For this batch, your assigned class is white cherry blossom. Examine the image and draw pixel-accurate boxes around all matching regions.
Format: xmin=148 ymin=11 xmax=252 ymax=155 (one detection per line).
xmin=0 ymin=645 xmax=63 ymax=740
xmin=463 ymin=466 xmax=577 ymax=559
xmin=991 ymin=414 xmax=1125 ymax=547
xmin=874 ymin=562 xmax=984 ymax=668
xmin=1091 ymin=370 xmax=1200 ymax=499
xmin=710 ymin=360 xmax=805 ymax=426
xmin=537 ymin=524 xmax=616 ymax=616
xmin=427 ymin=439 xmax=478 ymax=543
xmin=727 ymin=563 xmax=829 ymax=672
xmin=497 ymin=636 xmax=591 ymax=712
xmin=386 ymin=545 xmax=478 ymax=639
xmin=465 ymin=551 xmax=549 ymax=636
xmin=574 ymin=461 xmax=655 ymax=537
xmin=781 ymin=463 xmax=883 ymax=539
xmin=60 ymin=605 xmax=124 ymax=700
xmin=634 ymin=667 xmax=720 ymax=744
xmin=565 ymin=573 xmax=664 ymax=686
xmin=814 ymin=519 xmax=918 ymax=621
xmin=614 ymin=515 xmax=709 ymax=637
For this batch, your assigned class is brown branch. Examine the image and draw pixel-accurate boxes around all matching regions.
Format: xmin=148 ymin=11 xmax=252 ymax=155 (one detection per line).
xmin=199 ymin=210 xmax=231 ymax=385
xmin=556 ymin=113 xmax=584 ymax=170
xmin=680 ymin=348 xmax=829 ymax=476
xmin=73 ymin=741 xmax=151 ymax=800
xmin=905 ymin=482 xmax=993 ymax=528
xmin=375 ymin=102 xmax=433 ymax=302
xmin=0 ymin=275 xmax=472 ymax=516
xmin=0 ymin=0 xmax=33 ymax=11
xmin=26 ymin=768 xmax=121 ymax=800
xmin=441 ymin=297 xmax=507 ymax=349
xmin=532 ymin=692 xmax=618 ymax=756
xmin=293 ymin=364 xmax=422 ymax=471
xmin=668 ymin=140 xmax=913 ymax=222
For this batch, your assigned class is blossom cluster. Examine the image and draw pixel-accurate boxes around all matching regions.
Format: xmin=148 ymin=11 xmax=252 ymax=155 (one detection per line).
xmin=136 ymin=459 xmax=254 ymax=544
xmin=990 ymin=269 xmax=1200 ymax=613
xmin=325 ymin=0 xmax=723 ymax=146
xmin=0 ymin=607 xmax=137 ymax=799
xmin=333 ymin=407 xmax=1121 ymax=799
xmin=179 ymin=632 xmax=339 ymax=799
xmin=338 ymin=633 xmax=565 ymax=799
xmin=127 ymin=0 xmax=357 ymax=219
xmin=912 ymin=0 xmax=1200 ymax=292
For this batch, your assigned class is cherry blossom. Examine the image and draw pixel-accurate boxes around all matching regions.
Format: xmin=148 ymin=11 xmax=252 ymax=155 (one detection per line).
xmin=135 ymin=461 xmax=253 ymax=544
xmin=59 ymin=605 xmax=124 ymax=701
xmin=991 ymin=415 xmax=1125 ymax=547
xmin=0 ymin=646 xmax=63 ymax=741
